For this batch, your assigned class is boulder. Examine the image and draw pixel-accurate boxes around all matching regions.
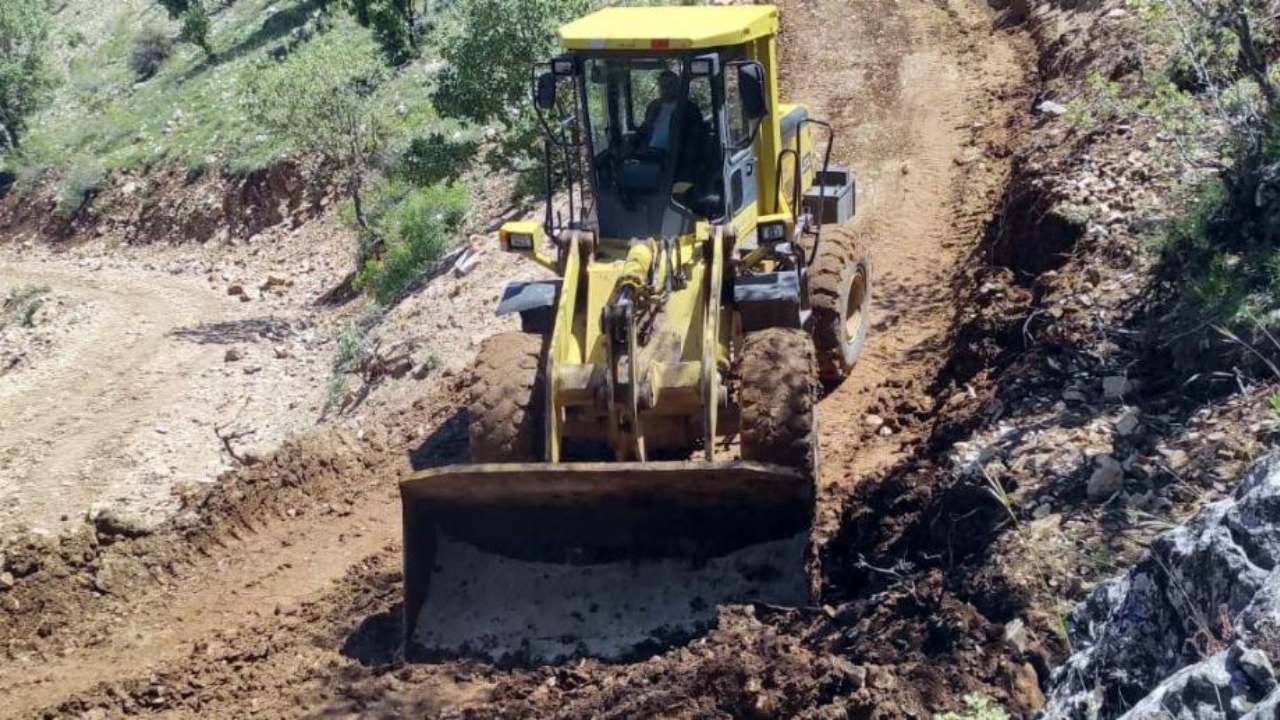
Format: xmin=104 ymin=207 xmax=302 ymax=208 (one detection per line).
xmin=1086 ymin=455 xmax=1124 ymax=501
xmin=1041 ymin=453 xmax=1280 ymax=718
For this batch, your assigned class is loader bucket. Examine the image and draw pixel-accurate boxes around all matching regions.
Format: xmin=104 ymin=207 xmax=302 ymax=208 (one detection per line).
xmin=399 ymin=461 xmax=814 ymax=665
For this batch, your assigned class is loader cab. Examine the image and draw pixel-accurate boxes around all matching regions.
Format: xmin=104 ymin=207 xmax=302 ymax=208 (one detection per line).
xmin=538 ymin=48 xmax=770 ymax=242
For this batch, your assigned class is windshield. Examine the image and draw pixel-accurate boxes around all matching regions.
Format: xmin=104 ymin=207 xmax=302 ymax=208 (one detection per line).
xmin=584 ymin=57 xmax=720 ymax=239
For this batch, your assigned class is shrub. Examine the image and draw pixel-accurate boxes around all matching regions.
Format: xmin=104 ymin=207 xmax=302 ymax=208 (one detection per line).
xmin=344 ymin=0 xmax=418 ymax=63
xmin=396 ymin=132 xmax=479 ymax=187
xmin=356 ymin=183 xmax=468 ymax=304
xmin=54 ymin=158 xmax=106 ymax=218
xmin=0 ymin=0 xmax=55 ymax=151
xmin=247 ymin=36 xmax=388 ymax=226
xmin=180 ymin=0 xmax=214 ymax=58
xmin=1152 ymin=116 xmax=1280 ymax=373
xmin=1 ymin=284 xmax=51 ymax=330
xmin=130 ymin=27 xmax=173 ymax=80
xmin=933 ymin=694 xmax=1009 ymax=720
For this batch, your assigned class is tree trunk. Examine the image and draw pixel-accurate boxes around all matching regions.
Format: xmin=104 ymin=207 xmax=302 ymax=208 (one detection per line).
xmin=353 ymin=183 xmax=368 ymax=229
xmin=0 ymin=119 xmax=18 ymax=152
xmin=1231 ymin=7 xmax=1279 ymax=113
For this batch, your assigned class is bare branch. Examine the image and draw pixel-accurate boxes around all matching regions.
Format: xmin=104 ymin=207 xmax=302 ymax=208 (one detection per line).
xmin=215 ymin=425 xmax=259 ymax=466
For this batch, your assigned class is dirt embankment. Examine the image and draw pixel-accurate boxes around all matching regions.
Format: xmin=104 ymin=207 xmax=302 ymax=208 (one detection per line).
xmin=0 ymin=158 xmax=331 ymax=246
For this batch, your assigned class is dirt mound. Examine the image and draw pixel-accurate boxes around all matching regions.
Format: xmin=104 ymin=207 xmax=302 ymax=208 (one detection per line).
xmin=0 ymin=427 xmax=380 ymax=660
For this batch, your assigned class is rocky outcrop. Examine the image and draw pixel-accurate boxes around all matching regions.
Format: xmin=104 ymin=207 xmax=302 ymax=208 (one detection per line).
xmin=1042 ymin=453 xmax=1280 ymax=718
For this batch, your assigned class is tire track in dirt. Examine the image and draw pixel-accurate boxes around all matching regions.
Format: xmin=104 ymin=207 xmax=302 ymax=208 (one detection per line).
xmin=1 ymin=0 xmax=1032 ymax=715
xmin=781 ymin=0 xmax=1027 ymax=539
xmin=0 ymin=262 xmax=237 ymax=538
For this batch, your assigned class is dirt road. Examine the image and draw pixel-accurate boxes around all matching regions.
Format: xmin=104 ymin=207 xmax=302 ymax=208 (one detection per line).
xmin=0 ymin=258 xmax=330 ymax=538
xmin=0 ymin=0 xmax=1030 ymax=715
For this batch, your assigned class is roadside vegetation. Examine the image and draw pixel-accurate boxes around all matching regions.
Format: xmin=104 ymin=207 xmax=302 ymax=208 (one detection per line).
xmin=0 ymin=0 xmax=587 ymax=303
xmin=1066 ymin=0 xmax=1280 ymax=375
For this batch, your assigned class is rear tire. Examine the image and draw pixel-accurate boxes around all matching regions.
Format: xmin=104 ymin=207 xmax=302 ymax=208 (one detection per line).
xmin=810 ymin=235 xmax=871 ymax=384
xmin=738 ymin=328 xmax=819 ymax=472
xmin=468 ymin=332 xmax=545 ymax=462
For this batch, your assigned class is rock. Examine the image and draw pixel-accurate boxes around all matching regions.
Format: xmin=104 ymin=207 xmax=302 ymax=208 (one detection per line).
xmin=1003 ymin=618 xmax=1030 ymax=653
xmin=1062 ymin=388 xmax=1088 ymax=403
xmin=225 ymin=348 xmax=244 ymax=362
xmin=273 ymin=345 xmax=290 ymax=359
xmin=864 ymin=414 xmax=885 ymax=430
xmin=0 ymin=571 xmax=13 ymax=591
xmin=1087 ymin=455 xmax=1124 ymax=501
xmin=227 ymin=284 xmax=247 ymax=298
xmin=1004 ymin=661 xmax=1045 ymax=714
xmin=1115 ymin=411 xmax=1142 ymax=437
xmin=259 ymin=274 xmax=292 ymax=292
xmin=825 ymin=655 xmax=866 ymax=690
xmin=453 ymin=250 xmax=481 ymax=278
xmin=1043 ymin=453 xmax=1280 ymax=718
xmin=1038 ymin=100 xmax=1069 ymax=116
xmin=1236 ymin=645 xmax=1276 ymax=692
xmin=90 ymin=505 xmax=156 ymax=539
xmin=1033 ymin=503 xmax=1053 ymax=519
xmin=1102 ymin=375 xmax=1134 ymax=399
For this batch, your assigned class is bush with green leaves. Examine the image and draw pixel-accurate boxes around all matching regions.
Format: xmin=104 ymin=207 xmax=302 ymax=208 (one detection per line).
xmin=396 ymin=132 xmax=479 ymax=187
xmin=345 ymin=0 xmax=417 ymax=64
xmin=432 ymin=0 xmax=593 ymax=167
xmin=130 ymin=26 xmax=174 ymax=81
xmin=180 ymin=1 xmax=214 ymax=58
xmin=247 ymin=36 xmax=388 ymax=227
xmin=1153 ymin=116 xmax=1280 ymax=372
xmin=54 ymin=158 xmax=106 ymax=218
xmin=0 ymin=0 xmax=55 ymax=151
xmin=356 ymin=183 xmax=468 ymax=304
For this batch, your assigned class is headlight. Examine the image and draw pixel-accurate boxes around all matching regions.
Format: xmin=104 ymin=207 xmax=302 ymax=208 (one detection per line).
xmin=760 ymin=222 xmax=787 ymax=242
xmin=508 ymin=233 xmax=534 ymax=251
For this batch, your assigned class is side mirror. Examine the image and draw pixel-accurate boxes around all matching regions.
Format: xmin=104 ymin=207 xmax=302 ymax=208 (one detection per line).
xmin=738 ymin=63 xmax=769 ymax=120
xmin=535 ymin=72 xmax=557 ymax=111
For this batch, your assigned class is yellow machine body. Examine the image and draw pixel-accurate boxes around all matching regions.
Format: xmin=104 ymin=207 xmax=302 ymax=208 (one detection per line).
xmin=400 ymin=5 xmax=845 ymax=664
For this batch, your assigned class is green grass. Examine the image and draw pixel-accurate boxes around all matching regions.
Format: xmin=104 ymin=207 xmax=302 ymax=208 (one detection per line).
xmin=355 ymin=182 xmax=469 ymax=305
xmin=324 ymin=320 xmax=368 ymax=411
xmin=933 ymin=694 xmax=1009 ymax=720
xmin=11 ymin=0 xmax=440 ymax=179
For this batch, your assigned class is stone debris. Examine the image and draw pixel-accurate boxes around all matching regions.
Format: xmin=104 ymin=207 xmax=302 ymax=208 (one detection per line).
xmin=1086 ymin=455 xmax=1124 ymax=501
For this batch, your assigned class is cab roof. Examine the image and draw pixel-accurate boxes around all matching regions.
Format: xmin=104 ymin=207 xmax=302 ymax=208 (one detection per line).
xmin=558 ymin=5 xmax=779 ymax=51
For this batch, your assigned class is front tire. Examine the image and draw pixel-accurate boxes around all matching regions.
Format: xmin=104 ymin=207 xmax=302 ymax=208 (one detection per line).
xmin=810 ymin=235 xmax=872 ymax=384
xmin=738 ymin=328 xmax=819 ymax=473
xmin=468 ymin=332 xmax=545 ymax=462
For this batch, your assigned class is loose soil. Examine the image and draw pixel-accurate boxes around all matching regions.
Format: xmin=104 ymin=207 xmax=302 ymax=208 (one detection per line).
xmin=0 ymin=256 xmax=332 ymax=539
xmin=0 ymin=0 xmax=1039 ymax=716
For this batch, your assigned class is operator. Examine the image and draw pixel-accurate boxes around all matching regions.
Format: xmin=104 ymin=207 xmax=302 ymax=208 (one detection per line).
xmin=636 ymin=70 xmax=716 ymax=207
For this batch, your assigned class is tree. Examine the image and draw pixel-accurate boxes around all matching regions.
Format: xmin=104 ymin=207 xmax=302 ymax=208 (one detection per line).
xmin=344 ymin=0 xmax=420 ymax=64
xmin=0 ymin=0 xmax=54 ymax=151
xmin=247 ymin=38 xmax=388 ymax=228
xmin=1183 ymin=0 xmax=1278 ymax=113
xmin=180 ymin=1 xmax=214 ymax=59
xmin=154 ymin=0 xmax=213 ymax=59
xmin=432 ymin=0 xmax=592 ymax=166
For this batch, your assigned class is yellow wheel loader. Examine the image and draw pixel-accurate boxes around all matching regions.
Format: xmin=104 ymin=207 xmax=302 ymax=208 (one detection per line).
xmin=400 ymin=5 xmax=871 ymax=664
